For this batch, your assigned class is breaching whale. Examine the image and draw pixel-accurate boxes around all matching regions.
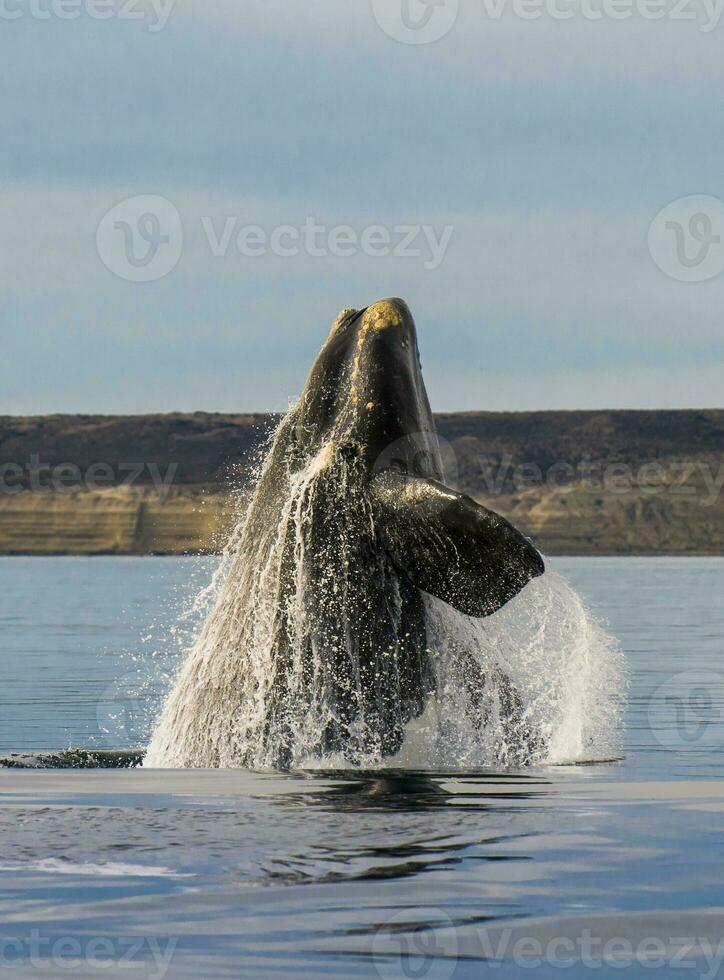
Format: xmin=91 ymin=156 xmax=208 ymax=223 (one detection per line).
xmin=146 ymin=299 xmax=545 ymax=769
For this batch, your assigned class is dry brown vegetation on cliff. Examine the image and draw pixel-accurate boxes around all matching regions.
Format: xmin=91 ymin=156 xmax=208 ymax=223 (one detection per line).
xmin=0 ymin=410 xmax=722 ymax=555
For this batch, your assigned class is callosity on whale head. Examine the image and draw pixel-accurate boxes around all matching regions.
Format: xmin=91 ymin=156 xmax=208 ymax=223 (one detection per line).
xmin=145 ymin=299 xmax=545 ymax=769
xmin=292 ymin=299 xmax=443 ymax=479
xmin=287 ymin=297 xmax=544 ymax=617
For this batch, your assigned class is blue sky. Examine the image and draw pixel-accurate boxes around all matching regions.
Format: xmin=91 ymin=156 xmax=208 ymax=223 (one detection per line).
xmin=1 ymin=0 xmax=723 ymax=413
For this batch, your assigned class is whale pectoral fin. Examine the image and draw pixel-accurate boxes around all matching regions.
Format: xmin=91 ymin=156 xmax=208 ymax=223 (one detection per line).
xmin=369 ymin=470 xmax=544 ymax=617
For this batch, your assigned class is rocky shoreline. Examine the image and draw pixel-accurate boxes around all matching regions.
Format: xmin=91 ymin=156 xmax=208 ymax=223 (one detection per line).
xmin=1 ymin=410 xmax=722 ymax=555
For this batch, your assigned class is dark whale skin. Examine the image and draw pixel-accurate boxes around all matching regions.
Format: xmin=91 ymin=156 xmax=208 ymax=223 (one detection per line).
xmin=245 ymin=299 xmax=545 ymax=765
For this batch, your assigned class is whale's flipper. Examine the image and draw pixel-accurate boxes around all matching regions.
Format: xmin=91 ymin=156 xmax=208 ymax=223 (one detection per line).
xmin=370 ymin=470 xmax=544 ymax=617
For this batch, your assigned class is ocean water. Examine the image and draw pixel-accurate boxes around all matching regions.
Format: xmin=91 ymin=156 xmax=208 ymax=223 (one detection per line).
xmin=1 ymin=556 xmax=723 ymax=978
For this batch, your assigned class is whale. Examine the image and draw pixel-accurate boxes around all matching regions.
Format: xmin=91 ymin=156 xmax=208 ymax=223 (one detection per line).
xmin=146 ymin=299 xmax=545 ymax=769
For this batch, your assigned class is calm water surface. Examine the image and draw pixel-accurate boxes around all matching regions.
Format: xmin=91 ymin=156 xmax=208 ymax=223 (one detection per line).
xmin=1 ymin=556 xmax=723 ymax=978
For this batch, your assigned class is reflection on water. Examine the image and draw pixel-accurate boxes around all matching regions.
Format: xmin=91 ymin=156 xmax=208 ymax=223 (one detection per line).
xmin=275 ymin=769 xmax=548 ymax=811
xmin=1 ymin=557 xmax=723 ymax=977
xmin=1 ymin=766 xmax=723 ymax=978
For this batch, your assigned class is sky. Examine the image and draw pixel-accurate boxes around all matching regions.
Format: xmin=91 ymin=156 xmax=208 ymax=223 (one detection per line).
xmin=1 ymin=0 xmax=723 ymax=414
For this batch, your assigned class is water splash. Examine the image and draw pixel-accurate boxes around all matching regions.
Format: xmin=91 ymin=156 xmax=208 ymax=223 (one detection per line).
xmin=146 ymin=414 xmax=626 ymax=770
xmin=395 ymin=574 xmax=627 ymax=768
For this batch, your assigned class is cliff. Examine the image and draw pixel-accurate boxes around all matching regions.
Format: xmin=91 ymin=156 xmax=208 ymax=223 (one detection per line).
xmin=1 ymin=410 xmax=722 ymax=555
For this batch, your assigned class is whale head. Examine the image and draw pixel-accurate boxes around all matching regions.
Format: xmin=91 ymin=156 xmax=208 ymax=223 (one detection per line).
xmin=293 ymin=298 xmax=444 ymax=481
xmin=277 ymin=297 xmax=544 ymax=620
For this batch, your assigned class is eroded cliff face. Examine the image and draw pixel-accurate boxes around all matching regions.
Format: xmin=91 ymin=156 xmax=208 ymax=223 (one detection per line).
xmin=1 ymin=472 xmax=722 ymax=555
xmin=0 ymin=487 xmax=235 ymax=555
xmin=480 ymin=477 xmax=724 ymax=555
xmin=0 ymin=411 xmax=722 ymax=555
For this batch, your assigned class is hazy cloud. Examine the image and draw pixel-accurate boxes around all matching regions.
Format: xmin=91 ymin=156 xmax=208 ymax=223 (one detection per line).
xmin=1 ymin=1 xmax=722 ymax=412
